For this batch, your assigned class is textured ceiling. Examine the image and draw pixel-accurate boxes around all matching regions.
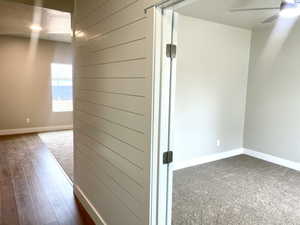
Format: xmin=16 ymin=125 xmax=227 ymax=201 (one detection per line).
xmin=176 ymin=0 xmax=299 ymax=29
xmin=0 ymin=0 xmax=72 ymax=42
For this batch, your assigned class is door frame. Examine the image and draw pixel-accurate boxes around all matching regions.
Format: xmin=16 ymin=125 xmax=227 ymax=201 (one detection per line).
xmin=150 ymin=1 xmax=194 ymax=225
xmin=150 ymin=5 xmax=177 ymax=225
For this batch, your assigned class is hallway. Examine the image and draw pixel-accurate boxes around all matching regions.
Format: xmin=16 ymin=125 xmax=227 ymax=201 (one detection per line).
xmin=0 ymin=134 xmax=94 ymax=225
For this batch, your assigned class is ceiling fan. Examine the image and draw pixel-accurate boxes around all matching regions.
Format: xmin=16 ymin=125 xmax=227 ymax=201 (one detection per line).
xmin=230 ymin=0 xmax=300 ymax=24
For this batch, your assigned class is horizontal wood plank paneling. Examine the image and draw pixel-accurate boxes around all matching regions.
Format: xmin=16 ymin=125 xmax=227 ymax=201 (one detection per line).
xmin=75 ymin=141 xmax=145 ymax=201
xmin=77 ymin=90 xmax=145 ymax=115
xmin=76 ymin=153 xmax=145 ymax=219
xmin=79 ymin=18 xmax=147 ymax=52
xmin=76 ymin=0 xmax=139 ymax=33
xmin=75 ymin=121 xmax=145 ymax=168
xmin=75 ymin=131 xmax=144 ymax=186
xmin=75 ymin=110 xmax=145 ymax=150
xmin=75 ymin=77 xmax=146 ymax=97
xmin=77 ymin=127 xmax=144 ymax=176
xmin=77 ymin=39 xmax=146 ymax=66
xmin=77 ymin=0 xmax=147 ymax=39
xmin=74 ymin=0 xmax=154 ymax=224
xmin=76 ymin=59 xmax=146 ymax=78
xmin=76 ymin=169 xmax=141 ymax=225
xmin=75 ymin=100 xmax=145 ymax=132
xmin=75 ymin=0 xmax=107 ymax=21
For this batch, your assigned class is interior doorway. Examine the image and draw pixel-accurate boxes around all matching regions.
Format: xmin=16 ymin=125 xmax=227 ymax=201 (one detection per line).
xmin=0 ymin=0 xmax=74 ymax=181
xmin=155 ymin=0 xmax=300 ymax=225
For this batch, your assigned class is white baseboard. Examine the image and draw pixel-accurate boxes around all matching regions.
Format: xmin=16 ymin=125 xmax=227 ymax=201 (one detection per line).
xmin=173 ymin=147 xmax=300 ymax=171
xmin=0 ymin=125 xmax=73 ymax=136
xmin=243 ymin=148 xmax=300 ymax=171
xmin=173 ymin=148 xmax=244 ymax=170
xmin=74 ymin=184 xmax=107 ymax=225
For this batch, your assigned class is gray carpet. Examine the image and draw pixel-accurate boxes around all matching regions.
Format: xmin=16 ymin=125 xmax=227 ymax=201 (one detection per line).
xmin=39 ymin=130 xmax=73 ymax=180
xmin=172 ymin=155 xmax=300 ymax=225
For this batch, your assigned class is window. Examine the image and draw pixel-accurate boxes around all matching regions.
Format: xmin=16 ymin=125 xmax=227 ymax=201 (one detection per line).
xmin=51 ymin=63 xmax=73 ymax=112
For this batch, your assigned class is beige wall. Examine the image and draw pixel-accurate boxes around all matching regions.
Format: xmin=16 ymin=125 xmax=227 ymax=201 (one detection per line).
xmin=244 ymin=21 xmax=300 ymax=162
xmin=173 ymin=15 xmax=251 ymax=167
xmin=0 ymin=35 xmax=73 ymax=130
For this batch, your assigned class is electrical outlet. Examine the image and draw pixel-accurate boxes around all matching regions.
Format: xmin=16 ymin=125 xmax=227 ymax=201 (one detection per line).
xmin=216 ymin=139 xmax=221 ymax=147
xmin=26 ymin=118 xmax=30 ymax=124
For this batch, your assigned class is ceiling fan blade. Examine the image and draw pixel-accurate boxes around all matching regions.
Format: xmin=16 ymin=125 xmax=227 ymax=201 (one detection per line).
xmin=262 ymin=14 xmax=279 ymax=23
xmin=230 ymin=7 xmax=280 ymax=12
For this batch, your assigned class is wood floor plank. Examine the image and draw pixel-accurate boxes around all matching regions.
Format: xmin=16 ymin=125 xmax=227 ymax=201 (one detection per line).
xmin=18 ymin=153 xmax=59 ymax=225
xmin=0 ymin=141 xmax=20 ymax=225
xmin=0 ymin=134 xmax=95 ymax=225
xmin=30 ymin=151 xmax=78 ymax=225
xmin=9 ymin=161 xmax=39 ymax=225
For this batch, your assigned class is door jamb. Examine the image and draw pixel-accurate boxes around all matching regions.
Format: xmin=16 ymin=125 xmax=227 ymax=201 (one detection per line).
xmin=150 ymin=7 xmax=177 ymax=225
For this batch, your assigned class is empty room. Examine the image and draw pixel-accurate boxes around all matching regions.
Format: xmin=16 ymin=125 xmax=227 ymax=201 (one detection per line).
xmin=0 ymin=0 xmax=74 ymax=180
xmin=156 ymin=0 xmax=300 ymax=224
xmin=1 ymin=0 xmax=300 ymax=225
xmin=0 ymin=1 xmax=91 ymax=224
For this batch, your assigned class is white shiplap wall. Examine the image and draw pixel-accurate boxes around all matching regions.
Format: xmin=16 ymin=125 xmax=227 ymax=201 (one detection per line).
xmin=73 ymin=0 xmax=156 ymax=225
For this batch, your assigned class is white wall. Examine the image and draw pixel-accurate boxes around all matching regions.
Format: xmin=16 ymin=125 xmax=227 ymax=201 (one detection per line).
xmin=73 ymin=0 xmax=155 ymax=225
xmin=244 ymin=20 xmax=300 ymax=163
xmin=173 ymin=15 xmax=251 ymax=166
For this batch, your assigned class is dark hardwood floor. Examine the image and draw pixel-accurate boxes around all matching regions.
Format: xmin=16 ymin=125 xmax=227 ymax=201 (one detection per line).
xmin=0 ymin=134 xmax=95 ymax=225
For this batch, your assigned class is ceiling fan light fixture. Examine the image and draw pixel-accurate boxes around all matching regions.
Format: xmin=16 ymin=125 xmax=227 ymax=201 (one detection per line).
xmin=279 ymin=2 xmax=300 ymax=18
xmin=280 ymin=7 xmax=300 ymax=18
xmin=30 ymin=24 xmax=42 ymax=32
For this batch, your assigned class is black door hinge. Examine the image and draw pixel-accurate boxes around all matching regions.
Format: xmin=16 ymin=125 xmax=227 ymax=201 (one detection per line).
xmin=166 ymin=44 xmax=176 ymax=58
xmin=163 ymin=151 xmax=173 ymax=164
